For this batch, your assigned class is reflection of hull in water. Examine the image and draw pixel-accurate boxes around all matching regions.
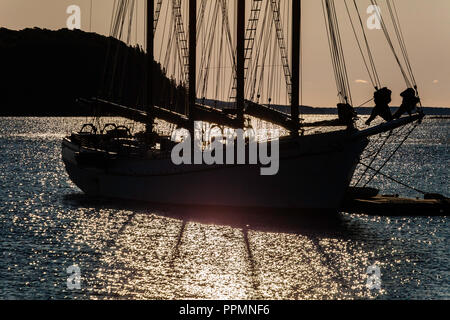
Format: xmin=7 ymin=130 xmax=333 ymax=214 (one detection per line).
xmin=62 ymin=131 xmax=368 ymax=210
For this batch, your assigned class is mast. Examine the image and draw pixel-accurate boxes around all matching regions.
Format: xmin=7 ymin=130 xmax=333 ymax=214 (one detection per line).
xmin=188 ymin=0 xmax=196 ymax=126
xmin=291 ymin=0 xmax=301 ymax=137
xmin=236 ymin=0 xmax=245 ymax=127
xmin=146 ymin=0 xmax=154 ymax=133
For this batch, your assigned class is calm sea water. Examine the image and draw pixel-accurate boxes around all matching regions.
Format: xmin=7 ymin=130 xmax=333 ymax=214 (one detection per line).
xmin=0 ymin=116 xmax=448 ymax=300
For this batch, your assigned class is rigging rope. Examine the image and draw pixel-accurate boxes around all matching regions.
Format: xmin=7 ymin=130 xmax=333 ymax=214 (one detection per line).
xmin=249 ymin=0 xmax=271 ymax=102
xmin=353 ymin=119 xmax=424 ymax=197
xmin=358 ymin=162 xmax=427 ymax=195
xmin=322 ymin=0 xmax=353 ymax=105
xmin=351 ymin=0 xmax=381 ymax=89
xmin=362 ymin=121 xmax=420 ymax=187
xmin=386 ymin=0 xmax=420 ymax=103
xmin=269 ymin=0 xmax=292 ymax=102
xmin=369 ymin=0 xmax=411 ymax=88
xmin=256 ymin=1 xmax=275 ymax=104
xmin=355 ymin=130 xmax=392 ymax=186
xmin=390 ymin=1 xmax=417 ymax=88
xmin=343 ymin=0 xmax=376 ymax=89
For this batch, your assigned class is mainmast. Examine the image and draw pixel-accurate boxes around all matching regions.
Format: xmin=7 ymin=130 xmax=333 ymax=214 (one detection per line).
xmin=291 ymin=0 xmax=301 ymax=137
xmin=236 ymin=0 xmax=245 ymax=127
xmin=188 ymin=0 xmax=196 ymax=129
xmin=146 ymin=0 xmax=154 ymax=133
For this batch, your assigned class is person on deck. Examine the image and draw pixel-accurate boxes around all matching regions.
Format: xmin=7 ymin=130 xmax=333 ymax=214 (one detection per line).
xmin=393 ymin=88 xmax=420 ymax=119
xmin=337 ymin=103 xmax=357 ymax=130
xmin=365 ymin=87 xmax=393 ymax=125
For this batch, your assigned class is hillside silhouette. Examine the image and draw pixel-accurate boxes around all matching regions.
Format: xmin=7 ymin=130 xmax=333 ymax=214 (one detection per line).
xmin=0 ymin=28 xmax=187 ymax=116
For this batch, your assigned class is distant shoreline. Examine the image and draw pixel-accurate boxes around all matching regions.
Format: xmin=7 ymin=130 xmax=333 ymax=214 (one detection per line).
xmin=1 ymin=107 xmax=448 ymax=117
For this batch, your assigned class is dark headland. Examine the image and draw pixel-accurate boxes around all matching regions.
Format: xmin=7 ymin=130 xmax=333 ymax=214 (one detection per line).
xmin=0 ymin=27 xmax=187 ymax=116
xmin=0 ymin=28 xmax=448 ymax=117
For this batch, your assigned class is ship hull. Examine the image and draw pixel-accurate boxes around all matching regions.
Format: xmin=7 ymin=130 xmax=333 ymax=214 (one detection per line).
xmin=62 ymin=132 xmax=368 ymax=210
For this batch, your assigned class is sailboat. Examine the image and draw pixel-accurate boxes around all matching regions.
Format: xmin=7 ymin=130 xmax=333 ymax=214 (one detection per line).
xmin=62 ymin=0 xmax=424 ymax=210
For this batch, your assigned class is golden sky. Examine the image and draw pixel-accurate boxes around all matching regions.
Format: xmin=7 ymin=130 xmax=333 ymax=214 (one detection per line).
xmin=0 ymin=0 xmax=449 ymax=107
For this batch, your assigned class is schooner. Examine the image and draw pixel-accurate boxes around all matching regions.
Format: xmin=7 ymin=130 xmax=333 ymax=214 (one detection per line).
xmin=62 ymin=0 xmax=424 ymax=210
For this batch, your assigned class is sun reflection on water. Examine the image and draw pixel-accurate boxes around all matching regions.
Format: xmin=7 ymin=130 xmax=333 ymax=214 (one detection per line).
xmin=0 ymin=117 xmax=448 ymax=300
xmin=60 ymin=206 xmax=386 ymax=300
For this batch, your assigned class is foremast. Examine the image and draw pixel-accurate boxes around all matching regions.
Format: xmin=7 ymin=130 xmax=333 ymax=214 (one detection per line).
xmin=145 ymin=0 xmax=154 ymax=135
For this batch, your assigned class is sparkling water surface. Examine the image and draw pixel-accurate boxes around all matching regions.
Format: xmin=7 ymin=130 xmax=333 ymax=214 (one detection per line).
xmin=0 ymin=116 xmax=448 ymax=300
